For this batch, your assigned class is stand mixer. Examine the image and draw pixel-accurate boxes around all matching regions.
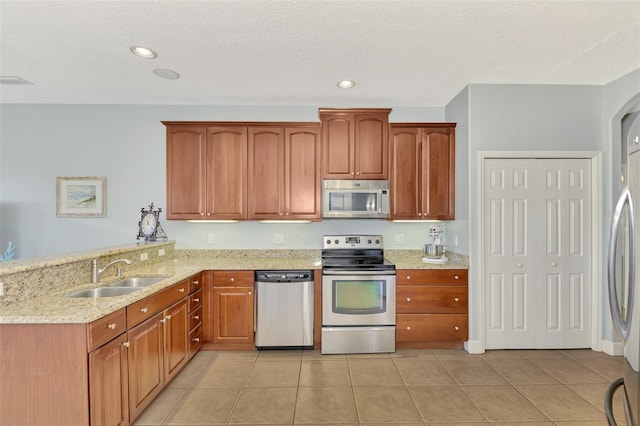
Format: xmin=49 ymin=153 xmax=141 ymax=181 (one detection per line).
xmin=423 ymin=224 xmax=448 ymax=264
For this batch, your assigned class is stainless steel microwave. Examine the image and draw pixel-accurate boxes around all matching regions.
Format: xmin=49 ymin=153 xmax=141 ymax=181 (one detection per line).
xmin=322 ymin=180 xmax=390 ymax=219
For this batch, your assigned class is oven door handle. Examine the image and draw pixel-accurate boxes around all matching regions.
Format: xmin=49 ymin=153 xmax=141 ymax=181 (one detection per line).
xmin=322 ymin=269 xmax=396 ymax=276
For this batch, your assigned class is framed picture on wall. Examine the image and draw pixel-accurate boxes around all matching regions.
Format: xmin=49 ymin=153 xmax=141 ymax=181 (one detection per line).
xmin=56 ymin=176 xmax=106 ymax=217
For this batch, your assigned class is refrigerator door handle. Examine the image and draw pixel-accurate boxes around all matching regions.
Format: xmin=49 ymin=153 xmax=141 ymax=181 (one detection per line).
xmin=604 ymin=377 xmax=624 ymax=425
xmin=608 ymin=186 xmax=636 ymax=342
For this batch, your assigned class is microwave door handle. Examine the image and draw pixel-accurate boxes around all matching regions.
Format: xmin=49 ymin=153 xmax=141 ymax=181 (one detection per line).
xmin=607 ymin=186 xmax=635 ymax=341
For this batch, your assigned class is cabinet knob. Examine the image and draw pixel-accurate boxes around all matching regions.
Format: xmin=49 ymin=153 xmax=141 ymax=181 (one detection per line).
xmin=207 ymin=212 xmax=211 ymax=216
xmin=351 ymin=172 xmax=355 ymax=176
xmin=123 ymin=341 xmax=130 ymax=348
xmin=454 ymin=275 xmax=459 ymax=279
xmin=517 ymin=263 xmax=523 ymax=268
xmin=552 ymin=262 xmax=558 ymax=267
xmin=178 ymin=287 xmax=185 ymax=293
xmin=194 ymin=298 xmax=200 ymax=303
xmin=454 ymin=325 xmax=460 ymax=331
xmin=406 ymin=275 xmax=411 ymax=280
xmin=418 ymin=212 xmax=422 ymax=216
xmin=248 ymin=291 xmax=252 ymax=296
xmin=194 ymin=315 xmax=200 ymax=320
xmin=107 ymin=323 xmax=117 ymax=330
xmin=406 ymin=297 xmax=411 ymax=302
xmin=193 ymin=280 xmax=199 ymax=286
xmin=140 ymin=307 xmax=148 ymax=313
xmin=356 ymin=172 xmax=360 ymax=176
xmin=193 ymin=337 xmax=200 ymax=342
xmin=200 ymin=212 xmax=205 ymax=216
xmin=166 ymin=314 xmax=172 ymax=320
xmin=230 ymin=277 xmax=235 ymax=282
xmin=406 ymin=326 xmax=411 ymax=331
xmin=454 ymin=297 xmax=460 ymax=302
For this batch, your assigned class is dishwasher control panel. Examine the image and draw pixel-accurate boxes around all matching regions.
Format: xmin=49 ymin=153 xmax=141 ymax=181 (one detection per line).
xmin=255 ymin=270 xmax=313 ymax=282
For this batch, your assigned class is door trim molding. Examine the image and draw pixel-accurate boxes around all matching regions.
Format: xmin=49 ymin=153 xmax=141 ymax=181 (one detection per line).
xmin=477 ymin=151 xmax=602 ymax=353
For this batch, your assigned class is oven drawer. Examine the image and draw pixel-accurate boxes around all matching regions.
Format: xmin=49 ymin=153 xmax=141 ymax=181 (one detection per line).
xmin=397 ymin=269 xmax=467 ymax=285
xmin=396 ymin=314 xmax=468 ymax=342
xmin=396 ymin=286 xmax=467 ymax=314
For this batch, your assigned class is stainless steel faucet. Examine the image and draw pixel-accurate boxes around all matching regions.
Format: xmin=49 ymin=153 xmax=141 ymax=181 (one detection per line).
xmin=91 ymin=258 xmax=132 ymax=283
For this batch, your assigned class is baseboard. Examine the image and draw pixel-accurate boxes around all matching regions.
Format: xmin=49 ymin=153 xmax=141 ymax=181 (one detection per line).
xmin=601 ymin=339 xmax=624 ymax=356
xmin=464 ymin=340 xmax=485 ymax=354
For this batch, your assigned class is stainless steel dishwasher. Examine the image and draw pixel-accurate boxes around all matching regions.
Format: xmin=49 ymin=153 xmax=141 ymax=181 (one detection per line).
xmin=255 ymin=270 xmax=314 ymax=349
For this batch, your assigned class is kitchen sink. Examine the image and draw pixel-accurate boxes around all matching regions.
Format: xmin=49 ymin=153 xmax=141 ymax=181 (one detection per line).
xmin=65 ymin=286 xmax=143 ymax=298
xmin=105 ymin=276 xmax=166 ymax=288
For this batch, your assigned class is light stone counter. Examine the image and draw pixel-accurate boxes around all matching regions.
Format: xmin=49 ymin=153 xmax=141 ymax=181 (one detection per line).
xmin=385 ymin=250 xmax=469 ymax=270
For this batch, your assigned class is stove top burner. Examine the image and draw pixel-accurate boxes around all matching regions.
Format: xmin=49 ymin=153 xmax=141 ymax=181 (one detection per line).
xmin=321 ymin=234 xmax=395 ymax=271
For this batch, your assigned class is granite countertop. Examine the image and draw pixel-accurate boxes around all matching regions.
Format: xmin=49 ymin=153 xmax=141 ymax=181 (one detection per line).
xmin=0 ymin=250 xmax=468 ymax=325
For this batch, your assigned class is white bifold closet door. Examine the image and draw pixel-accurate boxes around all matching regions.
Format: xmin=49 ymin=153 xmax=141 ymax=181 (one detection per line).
xmin=484 ymin=158 xmax=592 ymax=349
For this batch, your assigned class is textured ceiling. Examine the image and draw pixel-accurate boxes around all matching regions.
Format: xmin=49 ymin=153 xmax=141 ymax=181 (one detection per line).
xmin=1 ymin=0 xmax=639 ymax=106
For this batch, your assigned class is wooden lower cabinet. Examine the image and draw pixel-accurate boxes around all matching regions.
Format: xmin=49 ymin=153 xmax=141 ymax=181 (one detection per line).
xmin=202 ymin=270 xmax=255 ymax=349
xmin=396 ymin=269 xmax=468 ymax=349
xmin=89 ymin=334 xmax=129 ymax=426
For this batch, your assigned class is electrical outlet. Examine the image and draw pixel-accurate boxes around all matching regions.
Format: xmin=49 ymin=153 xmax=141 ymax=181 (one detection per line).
xmin=394 ymin=234 xmax=405 ymax=244
xmin=207 ymin=234 xmax=215 ymax=244
xmin=0 ymin=282 xmax=3 ymax=296
xmin=140 ymin=252 xmax=148 ymax=261
xmin=452 ymin=235 xmax=459 ymax=247
xmin=158 ymin=248 xmax=165 ymax=256
xmin=274 ymin=234 xmax=284 ymax=244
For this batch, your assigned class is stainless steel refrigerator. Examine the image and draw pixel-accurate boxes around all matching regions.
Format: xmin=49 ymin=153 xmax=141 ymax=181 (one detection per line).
xmin=606 ymin=111 xmax=640 ymax=426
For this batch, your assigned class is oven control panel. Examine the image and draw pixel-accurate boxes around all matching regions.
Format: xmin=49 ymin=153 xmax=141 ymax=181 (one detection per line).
xmin=323 ymin=235 xmax=383 ymax=249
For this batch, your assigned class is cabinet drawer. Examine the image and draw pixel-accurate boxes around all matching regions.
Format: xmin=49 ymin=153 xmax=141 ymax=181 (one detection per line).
xmin=189 ymin=323 xmax=203 ymax=356
xmin=190 ymin=305 xmax=203 ymax=330
xmin=397 ymin=269 xmax=467 ymax=285
xmin=87 ymin=308 xmax=127 ymax=351
xmin=189 ymin=273 xmax=202 ymax=293
xmin=211 ymin=270 xmax=254 ymax=286
xmin=397 ymin=286 xmax=467 ymax=314
xmin=396 ymin=314 xmax=468 ymax=342
xmin=127 ymin=280 xmax=189 ymax=327
xmin=189 ymin=289 xmax=202 ymax=311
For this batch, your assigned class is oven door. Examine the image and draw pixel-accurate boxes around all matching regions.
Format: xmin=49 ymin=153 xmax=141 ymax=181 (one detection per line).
xmin=322 ymin=270 xmax=396 ymax=326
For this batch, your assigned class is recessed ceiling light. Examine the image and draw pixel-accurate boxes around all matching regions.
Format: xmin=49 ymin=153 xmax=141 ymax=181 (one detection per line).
xmin=153 ymin=68 xmax=180 ymax=80
xmin=337 ymin=80 xmax=355 ymax=89
xmin=130 ymin=46 xmax=157 ymax=59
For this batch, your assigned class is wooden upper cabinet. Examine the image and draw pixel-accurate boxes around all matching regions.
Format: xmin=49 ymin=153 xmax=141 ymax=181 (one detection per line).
xmin=320 ymin=109 xmax=390 ymax=179
xmin=390 ymin=124 xmax=456 ymax=220
xmin=165 ymin=123 xmax=247 ymax=220
xmin=166 ymin=125 xmax=206 ymax=219
xmin=248 ymin=125 xmax=321 ymax=220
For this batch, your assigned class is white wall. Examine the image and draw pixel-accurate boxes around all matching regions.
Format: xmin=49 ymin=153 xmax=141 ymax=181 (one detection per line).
xmin=0 ymin=104 xmax=445 ymax=259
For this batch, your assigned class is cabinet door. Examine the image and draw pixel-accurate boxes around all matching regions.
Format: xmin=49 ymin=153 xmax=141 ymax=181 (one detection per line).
xmin=321 ymin=113 xmax=355 ymax=178
xmin=89 ymin=334 xmax=129 ymax=426
xmin=422 ymin=127 xmax=455 ymax=219
xmin=166 ymin=126 xmax=207 ymax=219
xmin=355 ymin=113 xmax=388 ymax=179
xmin=206 ymin=126 xmax=248 ymax=219
xmin=127 ymin=313 xmax=164 ymax=421
xmin=248 ymin=127 xmax=285 ymax=219
xmin=285 ymin=127 xmax=321 ymax=219
xmin=390 ymin=127 xmax=421 ymax=219
xmin=212 ymin=286 xmax=254 ymax=344
xmin=163 ymin=299 xmax=189 ymax=383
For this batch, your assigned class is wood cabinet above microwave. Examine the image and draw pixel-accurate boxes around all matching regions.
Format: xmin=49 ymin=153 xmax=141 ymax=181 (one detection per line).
xmin=319 ymin=108 xmax=391 ymax=180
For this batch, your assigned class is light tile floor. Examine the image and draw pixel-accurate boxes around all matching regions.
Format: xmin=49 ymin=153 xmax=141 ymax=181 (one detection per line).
xmin=134 ymin=348 xmax=628 ymax=425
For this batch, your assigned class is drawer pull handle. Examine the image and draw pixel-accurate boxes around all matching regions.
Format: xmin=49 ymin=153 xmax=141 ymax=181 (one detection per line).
xmin=454 ymin=325 xmax=460 ymax=331
xmin=140 ymin=307 xmax=148 ymax=313
xmin=454 ymin=275 xmax=459 ymax=279
xmin=194 ymin=315 xmax=200 ymax=320
xmin=107 ymin=323 xmax=117 ymax=330
xmin=454 ymin=297 xmax=460 ymax=302
xmin=193 ymin=280 xmax=199 ymax=285
xmin=123 ymin=341 xmax=130 ymax=348
xmin=194 ymin=298 xmax=200 ymax=303
xmin=193 ymin=337 xmax=200 ymax=342
xmin=406 ymin=297 xmax=411 ymax=302
xmin=178 ymin=288 xmax=186 ymax=293
xmin=406 ymin=326 xmax=411 ymax=331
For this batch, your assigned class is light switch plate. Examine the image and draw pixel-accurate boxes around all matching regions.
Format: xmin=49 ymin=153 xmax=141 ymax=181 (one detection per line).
xmin=394 ymin=234 xmax=405 ymax=244
xmin=274 ymin=234 xmax=284 ymax=244
xmin=207 ymin=234 xmax=215 ymax=244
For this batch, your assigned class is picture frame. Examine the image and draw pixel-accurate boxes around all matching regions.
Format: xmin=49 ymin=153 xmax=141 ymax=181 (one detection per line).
xmin=56 ymin=176 xmax=106 ymax=217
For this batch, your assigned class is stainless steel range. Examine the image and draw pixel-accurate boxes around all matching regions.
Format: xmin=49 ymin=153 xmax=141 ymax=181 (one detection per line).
xmin=321 ymin=235 xmax=396 ymax=354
